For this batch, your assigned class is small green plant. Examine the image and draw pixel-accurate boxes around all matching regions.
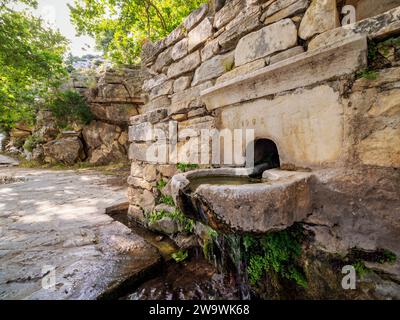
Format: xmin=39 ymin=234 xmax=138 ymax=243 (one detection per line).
xmin=147 ymin=209 xmax=167 ymax=225
xmin=356 ymin=70 xmax=379 ymax=80
xmin=23 ymin=133 xmax=44 ymax=152
xmin=243 ymin=226 xmax=307 ymax=288
xmin=176 ymin=163 xmax=199 ymax=172
xmin=172 ymin=250 xmax=188 ymax=263
xmin=146 ymin=208 xmax=195 ymax=234
xmin=156 ymin=179 xmax=175 ymax=205
xmin=376 ymin=37 xmax=400 ymax=58
xmin=353 ymin=261 xmax=370 ymax=279
xmin=380 ymin=250 xmax=397 ymax=264
xmin=49 ymin=90 xmax=93 ymax=128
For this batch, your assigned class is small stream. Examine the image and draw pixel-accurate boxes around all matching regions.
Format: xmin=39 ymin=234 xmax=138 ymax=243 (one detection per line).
xmin=107 ymin=205 xmax=241 ymax=300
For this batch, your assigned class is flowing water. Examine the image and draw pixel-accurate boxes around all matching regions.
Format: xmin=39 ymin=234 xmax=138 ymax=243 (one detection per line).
xmin=106 ymin=205 xmax=242 ymax=300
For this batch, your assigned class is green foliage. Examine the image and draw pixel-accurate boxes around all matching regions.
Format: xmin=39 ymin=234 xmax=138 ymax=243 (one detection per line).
xmin=356 ymin=70 xmax=379 ymax=80
xmin=353 ymin=261 xmax=369 ymax=279
xmin=376 ymin=37 xmax=400 ymax=58
xmin=69 ymin=0 xmax=207 ymax=64
xmin=381 ymin=250 xmax=397 ymax=264
xmin=156 ymin=179 xmax=175 ymax=205
xmin=23 ymin=133 xmax=44 ymax=152
xmin=147 ymin=208 xmax=195 ymax=234
xmin=177 ymin=162 xmax=199 ymax=172
xmin=243 ymin=226 xmax=307 ymax=288
xmin=172 ymin=250 xmax=188 ymax=263
xmin=0 ymin=1 xmax=68 ymax=130
xmin=48 ymin=90 xmax=93 ymax=128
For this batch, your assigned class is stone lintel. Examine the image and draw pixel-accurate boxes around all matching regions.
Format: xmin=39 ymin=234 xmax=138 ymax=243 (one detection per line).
xmin=201 ymin=35 xmax=367 ymax=110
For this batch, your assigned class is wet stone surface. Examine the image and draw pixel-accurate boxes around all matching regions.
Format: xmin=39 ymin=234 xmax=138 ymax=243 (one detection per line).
xmin=0 ymin=167 xmax=161 ymax=300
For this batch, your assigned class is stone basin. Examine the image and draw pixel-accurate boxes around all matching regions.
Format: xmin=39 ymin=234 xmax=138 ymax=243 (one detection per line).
xmin=171 ymin=168 xmax=314 ymax=233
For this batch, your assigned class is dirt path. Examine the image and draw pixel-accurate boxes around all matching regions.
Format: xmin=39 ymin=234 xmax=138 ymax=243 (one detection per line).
xmin=0 ymin=167 xmax=160 ymax=300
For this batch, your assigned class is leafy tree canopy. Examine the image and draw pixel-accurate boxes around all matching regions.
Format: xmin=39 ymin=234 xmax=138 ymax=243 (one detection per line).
xmin=0 ymin=0 xmax=68 ymax=130
xmin=69 ymin=0 xmax=207 ymax=64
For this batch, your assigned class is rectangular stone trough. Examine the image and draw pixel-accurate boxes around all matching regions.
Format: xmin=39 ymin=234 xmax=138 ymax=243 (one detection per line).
xmin=172 ymin=168 xmax=314 ymax=233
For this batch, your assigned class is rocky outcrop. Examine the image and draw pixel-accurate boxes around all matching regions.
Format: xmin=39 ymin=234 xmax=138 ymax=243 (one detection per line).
xmin=82 ymin=120 xmax=127 ymax=165
xmin=43 ymin=137 xmax=85 ymax=165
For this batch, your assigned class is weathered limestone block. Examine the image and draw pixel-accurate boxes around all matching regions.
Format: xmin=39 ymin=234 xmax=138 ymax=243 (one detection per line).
xmin=352 ymin=67 xmax=400 ymax=92
xmin=128 ymin=187 xmax=155 ymax=211
xmin=183 ymin=3 xmax=209 ymax=31
xmin=270 ymin=46 xmax=305 ymax=64
xmin=178 ymin=116 xmax=215 ymax=141
xmin=149 ymin=80 xmax=174 ymax=100
xmin=171 ymin=38 xmax=189 ymax=61
xmin=90 ymin=103 xmax=138 ymax=125
xmin=158 ymin=164 xmax=178 ymax=178
xmin=164 ymin=26 xmax=186 ymax=48
xmin=173 ymin=76 xmax=192 ymax=93
xmin=201 ymin=39 xmax=220 ymax=61
xmin=128 ymin=204 xmax=145 ymax=222
xmin=127 ymin=176 xmax=153 ymax=190
xmin=128 ymin=143 xmax=149 ymax=162
xmin=367 ymin=88 xmax=400 ymax=118
xmin=143 ymin=74 xmax=168 ymax=92
xmin=214 ymin=0 xmax=246 ymax=29
xmin=216 ymin=5 xmax=262 ymax=50
xmin=308 ymin=7 xmax=400 ymax=50
xmin=192 ymin=51 xmax=235 ymax=86
xmin=353 ymin=0 xmax=400 ymax=21
xmin=234 ymin=19 xmax=298 ymax=66
xmin=131 ymin=108 xmax=169 ymax=126
xmin=170 ymin=81 xmax=213 ymax=115
xmin=188 ymin=18 xmax=213 ymax=52
xmin=298 ymin=0 xmax=340 ymax=40
xmin=204 ymin=35 xmax=367 ymax=110
xmin=129 ymin=122 xmax=153 ymax=142
xmin=153 ymin=47 xmax=173 ymax=73
xmin=143 ymin=164 xmax=158 ymax=181
xmin=216 ymin=58 xmax=266 ymax=84
xmin=143 ymin=96 xmax=171 ymax=112
xmin=218 ymin=85 xmax=345 ymax=167
xmin=130 ymin=162 xmax=144 ymax=177
xmin=358 ymin=127 xmax=400 ymax=168
xmin=167 ymin=51 xmax=201 ymax=79
xmin=262 ymin=0 xmax=310 ymax=25
xmin=43 ymin=137 xmax=84 ymax=165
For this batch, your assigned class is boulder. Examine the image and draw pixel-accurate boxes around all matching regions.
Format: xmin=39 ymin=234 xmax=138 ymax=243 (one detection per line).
xmin=43 ymin=137 xmax=85 ymax=165
xmin=149 ymin=217 xmax=180 ymax=235
xmin=82 ymin=121 xmax=120 ymax=150
xmin=88 ymin=141 xmax=126 ymax=165
xmin=298 ymin=0 xmax=339 ymax=40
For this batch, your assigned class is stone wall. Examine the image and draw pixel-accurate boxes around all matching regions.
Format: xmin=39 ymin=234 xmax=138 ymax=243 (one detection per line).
xmin=128 ymin=0 xmax=400 ymax=215
xmin=127 ymin=0 xmax=400 ymax=298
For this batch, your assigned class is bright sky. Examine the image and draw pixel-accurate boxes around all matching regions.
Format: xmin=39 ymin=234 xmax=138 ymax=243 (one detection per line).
xmin=28 ymin=0 xmax=101 ymax=57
